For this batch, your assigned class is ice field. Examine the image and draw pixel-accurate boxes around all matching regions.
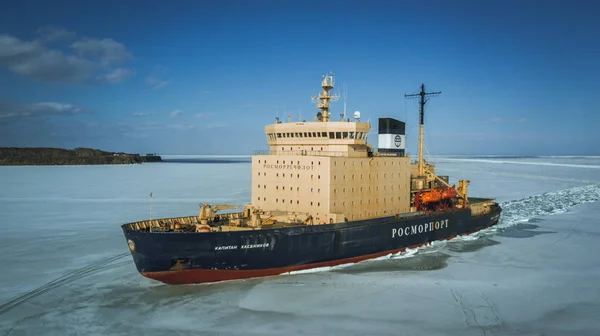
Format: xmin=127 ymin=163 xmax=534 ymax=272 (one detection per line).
xmin=0 ymin=156 xmax=599 ymax=336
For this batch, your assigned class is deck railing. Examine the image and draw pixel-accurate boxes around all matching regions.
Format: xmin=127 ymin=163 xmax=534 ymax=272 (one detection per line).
xmin=253 ymin=149 xmax=367 ymax=157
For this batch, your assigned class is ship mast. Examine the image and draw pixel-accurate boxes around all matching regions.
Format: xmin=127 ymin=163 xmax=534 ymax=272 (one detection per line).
xmin=405 ymin=84 xmax=441 ymax=177
xmin=312 ymin=74 xmax=340 ymax=122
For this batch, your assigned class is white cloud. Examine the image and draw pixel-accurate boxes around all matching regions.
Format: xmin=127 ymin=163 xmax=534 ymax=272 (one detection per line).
xmin=0 ymin=29 xmax=134 ymax=84
xmin=168 ymin=124 xmax=196 ymax=130
xmin=146 ymin=75 xmax=171 ymax=89
xmin=0 ymin=34 xmax=96 ymax=82
xmin=170 ymin=110 xmax=182 ymax=118
xmin=132 ymin=112 xmax=160 ymax=117
xmin=0 ymin=101 xmax=84 ymax=119
xmin=36 ymin=27 xmax=77 ymax=43
xmin=71 ymin=38 xmax=132 ymax=66
xmin=98 ymin=68 xmax=134 ymax=84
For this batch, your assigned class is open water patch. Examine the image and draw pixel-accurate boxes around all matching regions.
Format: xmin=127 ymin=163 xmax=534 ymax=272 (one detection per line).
xmin=495 ymin=223 xmax=556 ymax=239
xmin=333 ymin=251 xmax=451 ymax=274
xmin=445 ymin=236 xmax=501 ymax=253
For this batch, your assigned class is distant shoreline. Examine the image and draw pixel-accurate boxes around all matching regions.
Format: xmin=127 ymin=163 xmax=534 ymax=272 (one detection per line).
xmin=0 ymin=147 xmax=162 ymax=166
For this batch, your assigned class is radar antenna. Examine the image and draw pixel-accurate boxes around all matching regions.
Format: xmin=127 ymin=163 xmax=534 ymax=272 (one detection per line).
xmin=405 ymin=83 xmax=441 ymax=177
xmin=312 ymin=73 xmax=340 ymax=122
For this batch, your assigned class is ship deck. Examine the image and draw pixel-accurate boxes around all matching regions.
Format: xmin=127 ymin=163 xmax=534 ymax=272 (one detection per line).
xmin=121 ymin=197 xmax=497 ymax=234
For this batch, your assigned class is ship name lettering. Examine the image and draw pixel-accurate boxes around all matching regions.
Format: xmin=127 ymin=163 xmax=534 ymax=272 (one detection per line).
xmin=392 ymin=219 xmax=449 ymax=238
xmin=241 ymin=243 xmax=270 ymax=249
xmin=214 ymin=245 xmax=238 ymax=250
xmin=263 ymin=164 xmax=314 ymax=170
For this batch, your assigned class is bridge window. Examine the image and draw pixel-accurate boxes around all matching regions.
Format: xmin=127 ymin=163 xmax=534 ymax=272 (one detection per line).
xmin=343 ymin=132 xmax=348 ymax=139
xmin=329 ymin=132 xmax=334 ymax=139
xmin=336 ymin=132 xmax=341 ymax=139
xmin=277 ymin=133 xmax=281 ymax=138
xmin=350 ymin=132 xmax=355 ymax=139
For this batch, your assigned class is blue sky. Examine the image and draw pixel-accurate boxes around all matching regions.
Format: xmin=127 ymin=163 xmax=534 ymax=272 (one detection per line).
xmin=0 ymin=0 xmax=598 ymax=155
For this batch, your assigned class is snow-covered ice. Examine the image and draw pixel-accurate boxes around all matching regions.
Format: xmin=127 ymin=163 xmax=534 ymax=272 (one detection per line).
xmin=0 ymin=156 xmax=599 ymax=335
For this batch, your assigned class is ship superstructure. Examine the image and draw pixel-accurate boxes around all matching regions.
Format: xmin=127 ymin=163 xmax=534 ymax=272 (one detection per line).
xmin=248 ymin=74 xmax=471 ymax=227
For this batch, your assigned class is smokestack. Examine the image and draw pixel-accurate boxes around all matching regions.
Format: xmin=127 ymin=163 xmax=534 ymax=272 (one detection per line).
xmin=378 ymin=118 xmax=405 ymax=157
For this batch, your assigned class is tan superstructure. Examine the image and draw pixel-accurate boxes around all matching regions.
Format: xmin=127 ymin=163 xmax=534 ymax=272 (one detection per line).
xmin=252 ymin=123 xmax=412 ymax=223
xmin=251 ymin=74 xmax=415 ymax=224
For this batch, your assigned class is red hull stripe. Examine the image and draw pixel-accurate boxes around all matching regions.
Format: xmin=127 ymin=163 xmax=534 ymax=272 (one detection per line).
xmin=141 ymin=233 xmax=475 ymax=285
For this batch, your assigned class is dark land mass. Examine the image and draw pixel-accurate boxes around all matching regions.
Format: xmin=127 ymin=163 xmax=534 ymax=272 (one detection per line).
xmin=0 ymin=147 xmax=162 ymax=166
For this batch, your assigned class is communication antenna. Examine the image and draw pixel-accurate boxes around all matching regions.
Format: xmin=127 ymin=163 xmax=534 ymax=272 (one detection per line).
xmin=149 ymin=192 xmax=153 ymax=219
xmin=405 ymin=83 xmax=441 ymax=177
xmin=343 ymin=82 xmax=347 ymax=120
xmin=311 ymin=72 xmax=340 ymax=122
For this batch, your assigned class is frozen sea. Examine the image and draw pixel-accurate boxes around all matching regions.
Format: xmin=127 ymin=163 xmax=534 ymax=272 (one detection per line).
xmin=0 ymin=155 xmax=599 ymax=336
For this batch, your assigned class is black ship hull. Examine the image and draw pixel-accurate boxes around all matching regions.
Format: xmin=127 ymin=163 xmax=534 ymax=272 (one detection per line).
xmin=122 ymin=203 xmax=501 ymax=285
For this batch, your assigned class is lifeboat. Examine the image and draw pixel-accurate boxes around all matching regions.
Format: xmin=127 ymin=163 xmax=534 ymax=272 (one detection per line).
xmin=420 ymin=189 xmax=442 ymax=203
xmin=441 ymin=187 xmax=458 ymax=199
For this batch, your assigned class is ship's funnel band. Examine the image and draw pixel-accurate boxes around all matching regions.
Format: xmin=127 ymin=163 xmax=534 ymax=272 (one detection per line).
xmin=378 ymin=117 xmax=406 ymax=156
xmin=379 ymin=134 xmax=405 ymax=150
